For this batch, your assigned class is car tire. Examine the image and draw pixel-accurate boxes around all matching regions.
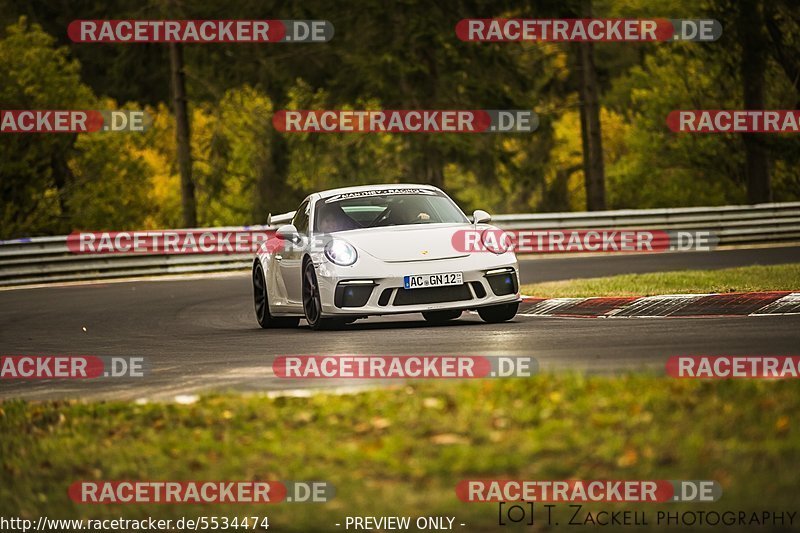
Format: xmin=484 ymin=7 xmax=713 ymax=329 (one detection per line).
xmin=477 ymin=302 xmax=519 ymax=323
xmin=302 ymin=259 xmax=345 ymax=330
xmin=253 ymin=262 xmax=300 ymax=329
xmin=422 ymin=310 xmax=462 ymax=324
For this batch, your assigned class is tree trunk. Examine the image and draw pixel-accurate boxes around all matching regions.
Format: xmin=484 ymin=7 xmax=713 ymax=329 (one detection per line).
xmin=576 ymin=38 xmax=606 ymax=211
xmin=739 ymin=0 xmax=772 ymax=203
xmin=572 ymin=0 xmax=606 ymax=211
xmin=169 ymin=42 xmax=197 ymax=227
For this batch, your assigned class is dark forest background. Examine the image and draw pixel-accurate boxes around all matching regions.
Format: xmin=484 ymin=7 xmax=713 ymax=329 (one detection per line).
xmin=1 ymin=0 xmax=798 ymax=238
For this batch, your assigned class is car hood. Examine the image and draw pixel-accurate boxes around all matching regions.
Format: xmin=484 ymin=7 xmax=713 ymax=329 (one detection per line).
xmin=340 ymin=224 xmax=472 ymax=262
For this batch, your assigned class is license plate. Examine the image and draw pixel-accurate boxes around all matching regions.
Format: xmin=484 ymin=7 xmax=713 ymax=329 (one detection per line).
xmin=403 ymin=272 xmax=463 ymax=289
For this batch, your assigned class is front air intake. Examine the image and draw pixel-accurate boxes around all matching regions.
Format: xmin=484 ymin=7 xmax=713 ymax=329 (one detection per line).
xmin=485 ymin=270 xmax=518 ymax=296
xmin=334 ymin=283 xmax=374 ymax=308
xmin=393 ymin=285 xmax=472 ymax=306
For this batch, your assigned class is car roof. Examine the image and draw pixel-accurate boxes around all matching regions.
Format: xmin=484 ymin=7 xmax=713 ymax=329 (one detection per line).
xmin=311 ymin=183 xmax=442 ymax=201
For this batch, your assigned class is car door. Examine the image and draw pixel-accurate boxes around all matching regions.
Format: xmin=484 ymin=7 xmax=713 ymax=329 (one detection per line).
xmin=278 ymin=200 xmax=310 ymax=308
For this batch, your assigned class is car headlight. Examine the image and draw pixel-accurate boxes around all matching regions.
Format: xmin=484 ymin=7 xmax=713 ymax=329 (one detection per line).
xmin=324 ymin=239 xmax=358 ymax=266
xmin=481 ymin=229 xmax=512 ymax=255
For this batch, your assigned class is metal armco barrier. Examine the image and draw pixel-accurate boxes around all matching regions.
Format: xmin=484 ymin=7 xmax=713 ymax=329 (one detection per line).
xmin=1 ymin=202 xmax=798 ymax=287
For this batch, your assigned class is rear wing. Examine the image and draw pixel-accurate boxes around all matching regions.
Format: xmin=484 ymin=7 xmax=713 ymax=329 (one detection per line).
xmin=267 ymin=211 xmax=296 ymax=226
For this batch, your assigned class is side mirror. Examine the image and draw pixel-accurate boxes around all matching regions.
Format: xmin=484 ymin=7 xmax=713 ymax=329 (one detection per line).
xmin=276 ymin=224 xmax=299 ymax=241
xmin=472 ymin=209 xmax=492 ymax=225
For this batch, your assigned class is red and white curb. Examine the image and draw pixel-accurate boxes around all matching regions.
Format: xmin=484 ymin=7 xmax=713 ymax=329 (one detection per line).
xmin=518 ymin=291 xmax=800 ymax=318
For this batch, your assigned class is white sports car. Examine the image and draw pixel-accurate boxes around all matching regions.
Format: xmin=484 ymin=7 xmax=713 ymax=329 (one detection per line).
xmin=252 ymin=184 xmax=520 ymax=330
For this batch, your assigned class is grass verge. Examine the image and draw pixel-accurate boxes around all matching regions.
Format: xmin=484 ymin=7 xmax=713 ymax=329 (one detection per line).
xmin=2 ymin=375 xmax=799 ymax=531
xmin=521 ymin=263 xmax=800 ymax=298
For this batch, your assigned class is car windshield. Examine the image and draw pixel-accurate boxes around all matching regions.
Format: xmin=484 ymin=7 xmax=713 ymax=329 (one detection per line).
xmin=313 ymin=189 xmax=469 ymax=233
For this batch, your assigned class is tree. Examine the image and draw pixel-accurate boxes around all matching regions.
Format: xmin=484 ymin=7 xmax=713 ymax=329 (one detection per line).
xmin=66 ymin=100 xmax=157 ymax=231
xmin=0 ymin=17 xmax=95 ymax=237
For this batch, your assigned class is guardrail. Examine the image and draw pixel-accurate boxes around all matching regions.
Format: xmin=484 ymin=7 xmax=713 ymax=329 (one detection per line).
xmin=1 ymin=202 xmax=798 ymax=287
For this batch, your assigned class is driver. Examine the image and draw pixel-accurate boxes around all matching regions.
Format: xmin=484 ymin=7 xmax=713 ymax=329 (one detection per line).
xmin=392 ymin=199 xmax=431 ymax=224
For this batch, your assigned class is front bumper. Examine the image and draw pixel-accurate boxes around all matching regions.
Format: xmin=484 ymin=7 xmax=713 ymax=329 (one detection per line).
xmin=314 ymin=254 xmax=520 ymax=316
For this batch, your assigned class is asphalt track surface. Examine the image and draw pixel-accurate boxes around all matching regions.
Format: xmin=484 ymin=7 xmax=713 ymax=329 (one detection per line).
xmin=1 ymin=246 xmax=799 ymax=401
